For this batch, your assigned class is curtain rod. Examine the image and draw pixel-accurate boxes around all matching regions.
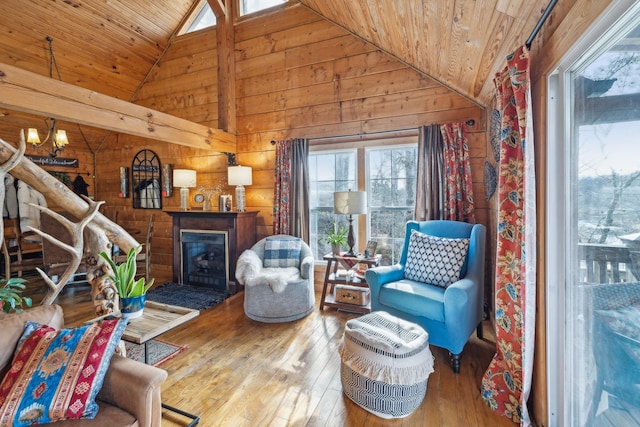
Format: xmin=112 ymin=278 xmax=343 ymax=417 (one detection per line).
xmin=289 ymin=119 xmax=477 ymax=145
xmin=526 ymin=0 xmax=558 ymax=50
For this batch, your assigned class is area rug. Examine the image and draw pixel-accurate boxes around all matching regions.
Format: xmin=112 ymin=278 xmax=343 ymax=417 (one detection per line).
xmin=124 ymin=339 xmax=188 ymax=367
xmin=146 ymin=282 xmax=230 ymax=311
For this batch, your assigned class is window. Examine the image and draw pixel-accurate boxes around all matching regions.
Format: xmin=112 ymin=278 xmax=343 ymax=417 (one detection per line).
xmin=366 ymin=146 xmax=417 ymax=265
xmin=309 ymin=150 xmax=356 ymax=260
xmin=309 ymin=142 xmax=417 ymax=265
xmin=239 ymin=0 xmax=286 ymax=17
xmin=180 ymin=1 xmax=216 ymax=35
xmin=547 ymin=2 xmax=640 ymax=425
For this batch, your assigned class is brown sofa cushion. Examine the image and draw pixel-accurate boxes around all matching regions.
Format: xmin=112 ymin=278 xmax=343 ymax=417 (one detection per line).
xmin=0 ymin=304 xmax=64 ymax=376
xmin=41 ymin=403 xmax=138 ymax=427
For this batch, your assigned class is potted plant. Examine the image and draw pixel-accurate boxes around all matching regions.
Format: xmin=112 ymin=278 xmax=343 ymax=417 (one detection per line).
xmin=0 ymin=277 xmax=32 ymax=313
xmin=99 ymin=246 xmax=154 ymax=319
xmin=323 ymin=223 xmax=348 ymax=255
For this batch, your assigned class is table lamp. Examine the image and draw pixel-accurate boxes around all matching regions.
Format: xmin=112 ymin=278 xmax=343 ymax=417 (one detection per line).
xmin=334 ymin=190 xmax=367 ymax=256
xmin=173 ymin=169 xmax=196 ymax=211
xmin=228 ymin=165 xmax=252 ymax=212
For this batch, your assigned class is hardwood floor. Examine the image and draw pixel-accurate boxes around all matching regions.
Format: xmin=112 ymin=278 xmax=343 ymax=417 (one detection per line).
xmin=26 ymin=277 xmax=515 ymax=427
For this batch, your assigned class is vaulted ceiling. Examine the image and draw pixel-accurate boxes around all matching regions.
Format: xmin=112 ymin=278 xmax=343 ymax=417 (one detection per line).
xmin=298 ymin=0 xmax=553 ymax=106
xmin=0 ymin=0 xmax=553 ymax=139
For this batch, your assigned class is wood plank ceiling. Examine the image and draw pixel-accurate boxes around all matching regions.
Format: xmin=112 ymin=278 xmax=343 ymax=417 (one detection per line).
xmin=297 ymin=0 xmax=551 ymax=106
xmin=0 ymin=0 xmax=551 ymax=144
xmin=0 ymin=0 xmax=200 ymax=146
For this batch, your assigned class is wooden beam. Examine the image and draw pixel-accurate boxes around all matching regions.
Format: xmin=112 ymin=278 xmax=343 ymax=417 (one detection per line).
xmin=210 ymin=0 xmax=237 ymax=134
xmin=0 ymin=62 xmax=236 ymax=153
xmin=208 ymin=0 xmax=226 ymax=16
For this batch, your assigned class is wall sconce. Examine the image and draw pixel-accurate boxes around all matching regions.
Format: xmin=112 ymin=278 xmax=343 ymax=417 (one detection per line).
xmin=173 ymin=169 xmax=196 ymax=211
xmin=334 ymin=190 xmax=367 ymax=256
xmin=227 ymin=166 xmax=252 ymax=212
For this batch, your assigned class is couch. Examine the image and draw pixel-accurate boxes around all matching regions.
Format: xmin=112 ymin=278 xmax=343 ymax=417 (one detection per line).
xmin=0 ymin=304 xmax=167 ymax=426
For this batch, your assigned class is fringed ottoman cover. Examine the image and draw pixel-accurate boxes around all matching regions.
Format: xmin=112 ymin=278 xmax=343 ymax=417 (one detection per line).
xmin=339 ymin=311 xmax=434 ymax=419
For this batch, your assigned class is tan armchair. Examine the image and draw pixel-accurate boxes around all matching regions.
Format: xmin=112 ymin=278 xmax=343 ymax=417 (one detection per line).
xmin=0 ymin=304 xmax=167 ymax=427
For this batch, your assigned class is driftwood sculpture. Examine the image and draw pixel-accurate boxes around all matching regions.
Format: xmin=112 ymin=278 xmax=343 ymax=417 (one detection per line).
xmin=28 ymin=197 xmax=105 ymax=305
xmin=0 ymin=131 xmax=140 ymax=315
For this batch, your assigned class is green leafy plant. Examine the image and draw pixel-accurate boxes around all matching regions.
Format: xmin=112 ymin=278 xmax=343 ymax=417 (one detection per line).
xmin=0 ymin=277 xmax=32 ymax=313
xmin=323 ymin=223 xmax=348 ymax=246
xmin=99 ymin=246 xmax=154 ymax=298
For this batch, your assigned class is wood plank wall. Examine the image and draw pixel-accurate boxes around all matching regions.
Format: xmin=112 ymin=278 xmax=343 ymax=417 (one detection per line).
xmin=98 ymin=3 xmax=488 ymax=285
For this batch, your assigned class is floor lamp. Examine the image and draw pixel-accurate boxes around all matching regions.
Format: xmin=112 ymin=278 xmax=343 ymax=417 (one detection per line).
xmin=334 ymin=190 xmax=367 ymax=257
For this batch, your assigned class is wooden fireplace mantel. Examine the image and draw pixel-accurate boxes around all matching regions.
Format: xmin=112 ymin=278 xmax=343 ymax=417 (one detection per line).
xmin=165 ymin=210 xmax=258 ymax=293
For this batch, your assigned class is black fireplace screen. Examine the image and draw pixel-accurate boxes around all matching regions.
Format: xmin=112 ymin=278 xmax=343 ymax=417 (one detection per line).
xmin=180 ymin=230 xmax=228 ymax=291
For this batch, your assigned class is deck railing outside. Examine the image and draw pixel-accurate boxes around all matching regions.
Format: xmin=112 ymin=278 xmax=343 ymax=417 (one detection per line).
xmin=578 ymin=243 xmax=640 ymax=283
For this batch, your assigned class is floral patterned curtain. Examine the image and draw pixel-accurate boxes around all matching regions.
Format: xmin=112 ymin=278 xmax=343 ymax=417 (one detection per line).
xmin=481 ymin=45 xmax=537 ymax=426
xmin=273 ymin=139 xmax=309 ymax=240
xmin=440 ymin=123 xmax=476 ymax=223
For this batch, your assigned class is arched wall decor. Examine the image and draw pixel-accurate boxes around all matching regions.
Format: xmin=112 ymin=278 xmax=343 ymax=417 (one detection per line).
xmin=131 ymin=149 xmax=162 ymax=209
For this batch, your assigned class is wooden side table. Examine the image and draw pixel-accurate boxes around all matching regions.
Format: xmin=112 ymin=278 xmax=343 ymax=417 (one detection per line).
xmin=319 ymin=253 xmax=381 ymax=313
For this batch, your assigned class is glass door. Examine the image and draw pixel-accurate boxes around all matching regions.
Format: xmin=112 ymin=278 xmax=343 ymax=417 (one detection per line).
xmin=549 ymin=3 xmax=640 ymax=425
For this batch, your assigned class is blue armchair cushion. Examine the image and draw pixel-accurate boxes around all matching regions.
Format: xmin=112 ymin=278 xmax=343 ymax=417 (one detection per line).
xmin=263 ymin=236 xmax=302 ymax=268
xmin=404 ymin=230 xmax=469 ymax=288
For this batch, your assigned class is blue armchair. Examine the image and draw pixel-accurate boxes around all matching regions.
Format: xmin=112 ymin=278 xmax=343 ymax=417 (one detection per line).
xmin=365 ymin=220 xmax=485 ymax=373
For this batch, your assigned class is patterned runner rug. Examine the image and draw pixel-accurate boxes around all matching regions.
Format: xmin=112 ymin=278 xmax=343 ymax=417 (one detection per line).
xmin=124 ymin=339 xmax=187 ymax=367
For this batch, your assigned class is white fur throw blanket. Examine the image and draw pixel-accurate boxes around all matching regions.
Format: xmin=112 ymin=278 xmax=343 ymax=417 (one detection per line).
xmin=236 ymin=249 xmax=300 ymax=293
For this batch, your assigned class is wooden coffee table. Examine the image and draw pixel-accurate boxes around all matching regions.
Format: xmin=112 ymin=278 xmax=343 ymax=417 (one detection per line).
xmin=123 ymin=301 xmax=199 ymax=354
xmin=122 ymin=301 xmax=200 ymax=426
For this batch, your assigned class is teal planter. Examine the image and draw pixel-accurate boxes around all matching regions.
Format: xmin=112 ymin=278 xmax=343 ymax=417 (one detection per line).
xmin=120 ymin=294 xmax=146 ymax=319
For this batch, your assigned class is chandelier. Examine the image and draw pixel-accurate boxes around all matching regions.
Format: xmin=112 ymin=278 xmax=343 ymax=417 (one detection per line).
xmin=26 ymin=36 xmax=69 ymax=157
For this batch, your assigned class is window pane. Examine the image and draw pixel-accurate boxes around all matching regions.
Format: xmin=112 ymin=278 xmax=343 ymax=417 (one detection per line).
xmin=182 ymin=3 xmax=216 ymax=34
xmin=369 ymin=209 xmax=413 ymax=265
xmin=366 ymin=146 xmax=417 ymax=264
xmin=309 ymin=151 xmax=356 ymax=260
xmin=240 ymin=0 xmax=286 ymax=16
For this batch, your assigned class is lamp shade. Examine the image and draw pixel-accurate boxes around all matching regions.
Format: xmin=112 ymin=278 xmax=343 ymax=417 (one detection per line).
xmin=26 ymin=128 xmax=41 ymax=144
xmin=334 ymin=191 xmax=367 ymax=215
xmin=173 ymin=169 xmax=197 ymax=188
xmin=54 ymin=130 xmax=69 ymax=147
xmin=228 ymin=166 xmax=252 ymax=186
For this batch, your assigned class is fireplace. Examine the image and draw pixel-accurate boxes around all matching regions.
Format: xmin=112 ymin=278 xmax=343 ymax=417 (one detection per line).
xmin=180 ymin=230 xmax=228 ymax=291
xmin=166 ymin=210 xmax=257 ymax=293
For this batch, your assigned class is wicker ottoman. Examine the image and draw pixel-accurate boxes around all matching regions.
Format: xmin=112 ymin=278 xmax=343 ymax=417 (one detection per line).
xmin=339 ymin=311 xmax=434 ymax=419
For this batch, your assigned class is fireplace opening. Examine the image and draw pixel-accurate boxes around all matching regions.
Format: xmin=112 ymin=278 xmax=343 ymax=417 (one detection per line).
xmin=180 ymin=230 xmax=228 ymax=291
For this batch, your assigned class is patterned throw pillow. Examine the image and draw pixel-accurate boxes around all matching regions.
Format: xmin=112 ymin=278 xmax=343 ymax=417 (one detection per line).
xmin=0 ymin=317 xmax=127 ymax=426
xmin=404 ymin=230 xmax=470 ymax=288
xmin=263 ymin=236 xmax=302 ymax=268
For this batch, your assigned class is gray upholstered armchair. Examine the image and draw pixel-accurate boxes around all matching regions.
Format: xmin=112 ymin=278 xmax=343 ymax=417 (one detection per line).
xmin=236 ymin=235 xmax=315 ymax=323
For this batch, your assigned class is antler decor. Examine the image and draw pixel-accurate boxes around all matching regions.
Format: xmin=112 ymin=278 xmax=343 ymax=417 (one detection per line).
xmin=0 ymin=131 xmax=141 ymax=315
xmin=28 ymin=197 xmax=104 ymax=305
